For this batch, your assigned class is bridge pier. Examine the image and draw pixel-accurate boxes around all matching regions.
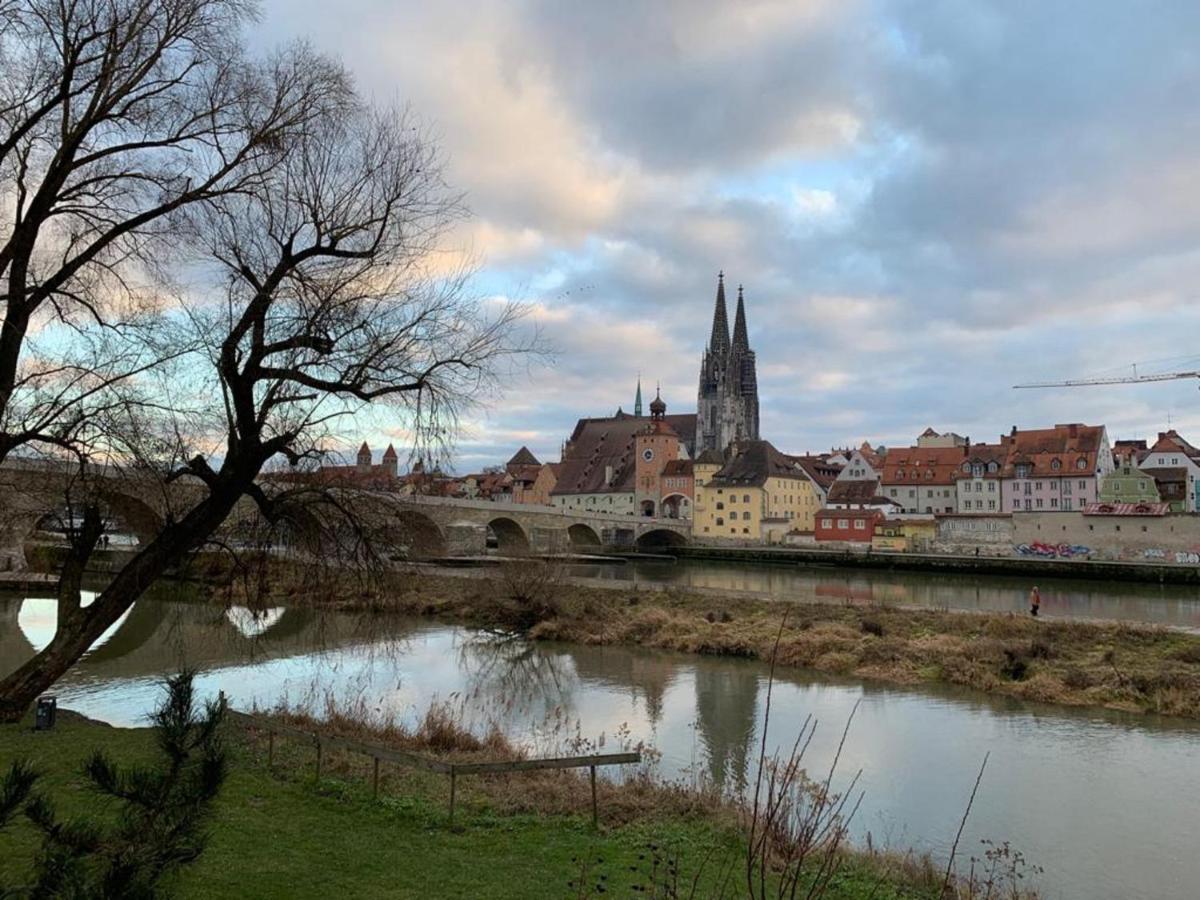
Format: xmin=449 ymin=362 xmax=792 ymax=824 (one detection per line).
xmin=443 ymin=523 xmax=487 ymax=557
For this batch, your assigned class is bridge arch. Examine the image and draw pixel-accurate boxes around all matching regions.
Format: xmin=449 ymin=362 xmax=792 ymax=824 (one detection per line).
xmin=635 ymin=528 xmax=688 ymax=551
xmin=488 ymin=516 xmax=531 ymax=554
xmin=661 ymin=493 xmax=691 ymax=520
xmin=393 ymin=510 xmax=446 ymax=558
xmin=567 ymin=523 xmax=602 ymax=549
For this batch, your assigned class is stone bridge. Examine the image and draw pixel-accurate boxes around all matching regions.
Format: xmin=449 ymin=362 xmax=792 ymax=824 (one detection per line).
xmin=382 ymin=495 xmax=691 ymax=557
xmin=0 ymin=458 xmax=690 ymax=569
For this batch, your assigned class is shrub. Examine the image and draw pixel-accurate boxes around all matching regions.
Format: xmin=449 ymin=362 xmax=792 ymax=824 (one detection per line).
xmin=7 ymin=671 xmax=226 ymax=897
xmin=1000 ymin=649 xmax=1029 ymax=681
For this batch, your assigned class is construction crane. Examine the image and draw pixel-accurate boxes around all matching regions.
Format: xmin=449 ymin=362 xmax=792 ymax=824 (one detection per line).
xmin=1014 ymin=367 xmax=1200 ymax=389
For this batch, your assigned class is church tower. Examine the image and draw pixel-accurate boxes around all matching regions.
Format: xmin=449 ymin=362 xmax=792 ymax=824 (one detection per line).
xmin=697 ymin=273 xmax=759 ymax=453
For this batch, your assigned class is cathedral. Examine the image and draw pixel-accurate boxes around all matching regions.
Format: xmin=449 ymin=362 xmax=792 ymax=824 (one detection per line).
xmin=697 ymin=272 xmax=760 ymax=453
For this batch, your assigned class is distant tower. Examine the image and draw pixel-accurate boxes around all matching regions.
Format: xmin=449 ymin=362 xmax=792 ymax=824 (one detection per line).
xmin=634 ymin=374 xmax=643 ymax=417
xmin=356 ymin=441 xmax=372 ymax=472
xmin=635 ymin=387 xmax=679 ymax=517
xmin=382 ymin=443 xmax=398 ymax=477
xmin=697 ymin=273 xmax=759 ymax=452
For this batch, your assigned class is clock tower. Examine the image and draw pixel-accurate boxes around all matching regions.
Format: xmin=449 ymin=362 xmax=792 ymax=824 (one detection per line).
xmin=634 ymin=388 xmax=680 ymax=516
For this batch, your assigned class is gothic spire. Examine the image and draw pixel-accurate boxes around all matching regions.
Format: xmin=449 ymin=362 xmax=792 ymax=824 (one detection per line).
xmin=733 ymin=284 xmax=749 ymax=350
xmin=634 ymin=374 xmax=643 ymax=417
xmin=708 ymin=271 xmax=730 ymax=354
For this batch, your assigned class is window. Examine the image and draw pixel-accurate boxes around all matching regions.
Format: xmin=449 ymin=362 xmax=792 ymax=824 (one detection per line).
xmin=1012 ymin=499 xmax=1019 ymax=509
xmin=1079 ymin=480 xmax=1086 ymax=490
xmin=820 ymin=519 xmax=832 ymax=529
xmin=1036 ymin=481 xmax=1043 ymax=490
xmin=854 ymin=519 xmax=865 ymax=529
xmin=1024 ymin=482 xmax=1032 ymax=495
xmin=908 ymin=489 xmax=915 ymax=498
xmin=1051 ymin=458 xmax=1061 ymax=471
xmin=974 ymin=499 xmax=982 ymax=509
xmin=1024 ymin=499 xmax=1031 ymax=510
xmin=962 ymin=462 xmax=971 ymax=473
xmin=897 ymin=470 xmax=905 ymax=480
xmin=988 ymin=461 xmax=998 ymax=473
xmin=743 ymin=528 xmax=749 ymax=534
xmin=716 ymin=517 xmax=724 ymax=526
xmin=743 ymin=494 xmax=751 ymax=503
xmin=730 ymin=494 xmax=737 ymax=503
xmin=889 ymin=488 xmax=898 ymax=497
xmin=1036 ymin=499 xmax=1043 ymax=508
xmin=716 ymin=502 xmax=724 ymax=510
xmin=838 ymin=519 xmax=849 ymax=529
xmin=1016 ymin=464 xmax=1030 ymax=478
xmin=743 ymin=512 xmax=751 ymax=520
xmin=1063 ymin=480 xmax=1072 ymax=494
xmin=988 ymin=481 xmax=996 ymax=492
xmin=1076 ymin=458 xmax=1087 ymax=470
xmin=988 ymin=500 xmax=996 ymax=510
xmin=1050 ymin=498 xmax=1058 ymax=508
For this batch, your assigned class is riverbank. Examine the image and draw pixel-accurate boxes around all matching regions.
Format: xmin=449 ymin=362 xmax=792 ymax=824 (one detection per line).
xmin=672 ymin=544 xmax=1200 ymax=584
xmin=280 ymin=568 xmax=1200 ymax=719
xmin=0 ymin=709 xmax=979 ymax=899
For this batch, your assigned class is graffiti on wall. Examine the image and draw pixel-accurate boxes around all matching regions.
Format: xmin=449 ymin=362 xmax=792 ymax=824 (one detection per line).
xmin=1014 ymin=541 xmax=1091 ymax=559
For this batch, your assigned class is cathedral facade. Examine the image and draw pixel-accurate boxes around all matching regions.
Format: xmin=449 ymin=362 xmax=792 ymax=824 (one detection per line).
xmin=697 ymin=272 xmax=760 ymax=453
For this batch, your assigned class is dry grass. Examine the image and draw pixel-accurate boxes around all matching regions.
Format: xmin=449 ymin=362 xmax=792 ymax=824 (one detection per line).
xmin=262 ymin=568 xmax=1200 ymax=719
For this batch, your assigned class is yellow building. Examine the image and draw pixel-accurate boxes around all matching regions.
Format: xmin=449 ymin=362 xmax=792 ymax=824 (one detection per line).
xmin=693 ymin=441 xmax=820 ymax=542
xmin=870 ymin=517 xmax=937 ymax=552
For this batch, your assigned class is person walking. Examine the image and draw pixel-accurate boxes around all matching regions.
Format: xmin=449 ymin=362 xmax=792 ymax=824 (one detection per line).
xmin=1029 ymin=585 xmax=1041 ymax=617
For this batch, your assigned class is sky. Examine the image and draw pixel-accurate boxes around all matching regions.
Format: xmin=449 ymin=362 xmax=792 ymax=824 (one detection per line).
xmin=260 ymin=0 xmax=1200 ymax=472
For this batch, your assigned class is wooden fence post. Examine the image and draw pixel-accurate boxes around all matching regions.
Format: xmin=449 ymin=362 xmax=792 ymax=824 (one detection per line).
xmin=372 ymin=756 xmax=380 ymax=799
xmin=590 ymin=765 xmax=598 ymax=828
xmin=449 ymin=768 xmax=457 ymax=825
xmin=315 ymin=738 xmax=322 ymax=781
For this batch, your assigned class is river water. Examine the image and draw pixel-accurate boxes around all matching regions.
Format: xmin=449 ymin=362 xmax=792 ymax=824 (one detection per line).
xmin=3 ymin=585 xmax=1199 ymax=900
xmin=560 ymin=557 xmax=1200 ymax=629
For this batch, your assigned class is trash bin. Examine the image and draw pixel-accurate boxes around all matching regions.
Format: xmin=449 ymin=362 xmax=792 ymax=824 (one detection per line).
xmin=34 ymin=695 xmax=56 ymax=731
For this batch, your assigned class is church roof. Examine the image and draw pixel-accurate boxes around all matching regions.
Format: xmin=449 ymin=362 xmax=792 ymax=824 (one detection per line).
xmin=554 ymin=411 xmax=697 ymax=496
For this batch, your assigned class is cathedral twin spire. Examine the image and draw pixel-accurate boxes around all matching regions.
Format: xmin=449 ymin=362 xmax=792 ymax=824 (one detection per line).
xmin=698 ymin=271 xmax=760 ymax=452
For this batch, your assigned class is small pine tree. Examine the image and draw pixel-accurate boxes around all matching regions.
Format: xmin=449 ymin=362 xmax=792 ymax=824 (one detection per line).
xmin=5 ymin=670 xmax=227 ymax=899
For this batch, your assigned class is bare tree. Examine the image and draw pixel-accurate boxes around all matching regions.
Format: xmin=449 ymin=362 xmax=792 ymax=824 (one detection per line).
xmin=0 ymin=66 xmax=533 ymax=717
xmin=0 ymin=0 xmax=350 ymax=460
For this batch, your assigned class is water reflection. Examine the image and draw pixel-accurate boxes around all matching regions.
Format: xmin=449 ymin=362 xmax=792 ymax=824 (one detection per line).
xmin=2 ymin=594 xmax=1199 ymax=899
xmin=563 ymin=559 xmax=1200 ymax=628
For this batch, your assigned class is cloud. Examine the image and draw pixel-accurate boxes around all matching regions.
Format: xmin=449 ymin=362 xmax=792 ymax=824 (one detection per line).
xmin=258 ymin=0 xmax=1200 ymax=462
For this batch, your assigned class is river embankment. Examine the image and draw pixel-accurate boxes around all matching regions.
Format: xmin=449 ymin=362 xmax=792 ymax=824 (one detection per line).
xmin=671 ymin=544 xmax=1200 ymax=584
xmin=267 ymin=567 xmax=1200 ymax=720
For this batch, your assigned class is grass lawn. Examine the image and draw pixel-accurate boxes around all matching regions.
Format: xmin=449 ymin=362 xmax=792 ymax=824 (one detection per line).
xmin=0 ymin=712 xmax=934 ymax=899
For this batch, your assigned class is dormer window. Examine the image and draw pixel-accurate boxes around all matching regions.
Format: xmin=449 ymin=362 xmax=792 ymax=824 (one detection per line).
xmin=1076 ymin=457 xmax=1088 ymax=470
xmin=961 ymin=462 xmax=971 ymax=473
xmin=1015 ymin=464 xmax=1030 ymax=478
xmin=1051 ymin=458 xmax=1061 ymax=471
xmin=971 ymin=463 xmax=984 ymax=477
xmin=897 ymin=470 xmax=905 ymax=480
xmin=987 ymin=461 xmax=998 ymax=473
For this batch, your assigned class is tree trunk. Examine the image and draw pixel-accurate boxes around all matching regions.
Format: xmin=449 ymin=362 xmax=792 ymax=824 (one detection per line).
xmin=0 ymin=485 xmax=242 ymax=721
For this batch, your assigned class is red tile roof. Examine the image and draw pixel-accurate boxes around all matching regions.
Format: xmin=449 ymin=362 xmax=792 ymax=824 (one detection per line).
xmin=1000 ymin=423 xmax=1107 ymax=477
xmin=881 ymin=445 xmax=967 ymax=486
xmin=1082 ymin=502 xmax=1169 ymax=516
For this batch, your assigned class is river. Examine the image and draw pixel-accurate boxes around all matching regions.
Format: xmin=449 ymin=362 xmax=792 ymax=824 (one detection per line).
xmin=558 ymin=557 xmax=1200 ymax=629
xmin=2 ymin=587 xmax=1199 ymax=900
